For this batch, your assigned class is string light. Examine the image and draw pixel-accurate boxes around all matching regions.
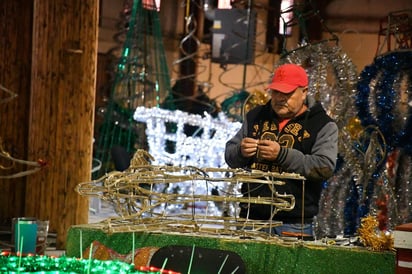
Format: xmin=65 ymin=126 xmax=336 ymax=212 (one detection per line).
xmin=0 ymin=253 xmax=140 ymax=273
xmin=133 ymin=107 xmax=241 ymax=168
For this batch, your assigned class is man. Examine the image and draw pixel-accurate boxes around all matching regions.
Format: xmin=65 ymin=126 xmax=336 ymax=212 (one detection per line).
xmin=225 ymin=63 xmax=338 ymax=236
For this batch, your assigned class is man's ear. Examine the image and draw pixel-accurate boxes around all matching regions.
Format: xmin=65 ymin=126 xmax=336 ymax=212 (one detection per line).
xmin=302 ymin=87 xmax=308 ymax=103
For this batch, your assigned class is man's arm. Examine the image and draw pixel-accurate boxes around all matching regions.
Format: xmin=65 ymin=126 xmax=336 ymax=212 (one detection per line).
xmin=225 ymin=121 xmax=253 ymax=168
xmin=276 ymin=122 xmax=338 ymax=182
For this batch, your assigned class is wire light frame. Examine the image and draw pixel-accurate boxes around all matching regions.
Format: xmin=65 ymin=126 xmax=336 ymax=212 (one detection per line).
xmin=376 ymin=9 xmax=412 ymax=56
xmin=77 ymin=150 xmax=303 ymax=241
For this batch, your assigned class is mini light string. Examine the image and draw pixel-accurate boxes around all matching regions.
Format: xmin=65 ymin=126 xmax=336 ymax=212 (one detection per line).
xmin=0 ymin=254 xmax=138 ymax=273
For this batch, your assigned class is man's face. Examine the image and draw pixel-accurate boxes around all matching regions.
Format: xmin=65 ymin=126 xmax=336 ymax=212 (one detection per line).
xmin=270 ymin=86 xmax=308 ymax=119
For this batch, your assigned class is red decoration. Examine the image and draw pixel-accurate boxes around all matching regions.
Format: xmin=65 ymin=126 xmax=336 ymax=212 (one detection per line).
xmin=376 ymin=190 xmax=389 ymax=231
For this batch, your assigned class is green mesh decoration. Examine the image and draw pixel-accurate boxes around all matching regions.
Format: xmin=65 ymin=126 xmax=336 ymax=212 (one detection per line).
xmin=220 ymin=90 xmax=250 ymax=122
xmin=94 ymin=0 xmax=172 ymax=178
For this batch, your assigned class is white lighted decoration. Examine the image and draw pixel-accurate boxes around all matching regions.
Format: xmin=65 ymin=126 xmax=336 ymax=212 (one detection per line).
xmin=280 ymin=0 xmax=294 ymax=35
xmin=218 ymin=0 xmax=232 ymax=9
xmin=133 ymin=107 xmax=242 ymax=168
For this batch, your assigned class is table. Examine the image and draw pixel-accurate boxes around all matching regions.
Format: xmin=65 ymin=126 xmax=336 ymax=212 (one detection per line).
xmin=66 ymin=224 xmax=395 ymax=274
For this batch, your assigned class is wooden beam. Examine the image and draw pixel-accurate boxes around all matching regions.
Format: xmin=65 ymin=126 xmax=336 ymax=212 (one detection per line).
xmin=25 ymin=0 xmax=99 ymax=249
xmin=0 ymin=1 xmax=33 ymax=223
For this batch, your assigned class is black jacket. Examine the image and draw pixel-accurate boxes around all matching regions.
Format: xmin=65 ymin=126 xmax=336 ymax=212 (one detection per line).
xmin=225 ymin=97 xmax=338 ymax=222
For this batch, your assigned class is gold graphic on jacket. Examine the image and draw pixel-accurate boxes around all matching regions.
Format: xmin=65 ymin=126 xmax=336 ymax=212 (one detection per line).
xmin=255 ymin=122 xmax=310 ymax=162
xmin=252 ymin=124 xmax=259 ymax=137
xmin=298 ymin=130 xmax=310 ymax=142
xmin=257 ymin=131 xmax=296 ymax=161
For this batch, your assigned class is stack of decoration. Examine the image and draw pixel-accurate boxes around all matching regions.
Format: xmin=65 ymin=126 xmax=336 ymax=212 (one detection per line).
xmin=255 ymin=2 xmax=408 ymax=241
xmin=94 ymin=0 xmax=172 ymax=178
xmin=342 ymin=50 xmax=412 ymax=235
xmin=317 ymin=9 xmax=412 ymax=238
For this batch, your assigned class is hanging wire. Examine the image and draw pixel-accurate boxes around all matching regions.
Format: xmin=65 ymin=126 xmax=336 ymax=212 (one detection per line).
xmin=0 ymin=84 xmax=18 ymax=105
xmin=0 ymin=137 xmax=46 ymax=179
xmin=0 ymin=84 xmax=43 ymax=178
xmin=214 ymin=1 xmax=277 ymax=121
xmin=93 ymin=0 xmax=173 ymax=178
xmin=376 ymin=9 xmax=412 ymax=56
xmin=279 ymin=0 xmax=339 ymax=58
xmin=171 ymin=13 xmax=201 ymax=83
xmin=166 ymin=0 xmax=217 ymax=113
xmin=214 ymin=2 xmax=274 ymax=91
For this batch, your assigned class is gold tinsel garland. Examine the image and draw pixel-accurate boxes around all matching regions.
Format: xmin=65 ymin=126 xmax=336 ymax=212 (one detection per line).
xmin=357 ymin=215 xmax=394 ymax=251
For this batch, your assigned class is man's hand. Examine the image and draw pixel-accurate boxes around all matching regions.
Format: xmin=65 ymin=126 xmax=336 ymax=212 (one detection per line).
xmin=257 ymin=139 xmax=281 ymax=161
xmin=240 ymin=137 xmax=258 ymax=157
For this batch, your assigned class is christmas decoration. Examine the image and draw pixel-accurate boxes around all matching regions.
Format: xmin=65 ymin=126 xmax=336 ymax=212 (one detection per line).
xmin=0 ymin=253 xmax=137 ymax=273
xmin=358 ymin=215 xmax=394 ymax=252
xmin=0 ymin=84 xmax=45 ymax=178
xmin=133 ymin=106 xmax=241 ymax=167
xmin=82 ymin=241 xmax=161 ymax=271
xmin=344 ymin=50 xmax=412 ymax=235
xmin=94 ymin=0 xmax=172 ymax=178
xmin=0 ymin=137 xmax=46 ymax=178
xmin=77 ymin=149 xmax=301 ymax=240
xmin=356 ymin=50 xmax=412 ymax=153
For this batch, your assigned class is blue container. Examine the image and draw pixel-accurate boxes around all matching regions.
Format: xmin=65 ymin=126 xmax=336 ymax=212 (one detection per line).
xmin=13 ymin=217 xmax=38 ymax=254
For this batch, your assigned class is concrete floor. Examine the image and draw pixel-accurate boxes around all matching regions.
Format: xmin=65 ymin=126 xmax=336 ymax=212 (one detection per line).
xmin=88 ymin=197 xmax=118 ymax=223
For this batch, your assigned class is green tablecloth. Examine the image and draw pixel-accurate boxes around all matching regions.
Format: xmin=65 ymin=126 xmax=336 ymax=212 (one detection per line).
xmin=66 ymin=224 xmax=395 ymax=274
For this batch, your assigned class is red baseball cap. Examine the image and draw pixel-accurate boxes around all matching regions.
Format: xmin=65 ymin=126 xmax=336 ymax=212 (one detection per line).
xmin=267 ymin=64 xmax=308 ymax=93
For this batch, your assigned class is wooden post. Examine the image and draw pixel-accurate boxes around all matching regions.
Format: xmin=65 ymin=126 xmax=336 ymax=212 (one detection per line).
xmin=0 ymin=1 xmax=33 ymax=221
xmin=25 ymin=0 xmax=99 ymax=249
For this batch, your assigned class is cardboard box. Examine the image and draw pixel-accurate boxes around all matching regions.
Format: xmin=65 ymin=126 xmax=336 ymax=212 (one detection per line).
xmin=395 ymin=223 xmax=412 ymax=274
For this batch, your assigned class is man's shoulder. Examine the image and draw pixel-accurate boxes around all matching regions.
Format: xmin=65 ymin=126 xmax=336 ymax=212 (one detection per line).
xmin=309 ymin=102 xmax=334 ymax=122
